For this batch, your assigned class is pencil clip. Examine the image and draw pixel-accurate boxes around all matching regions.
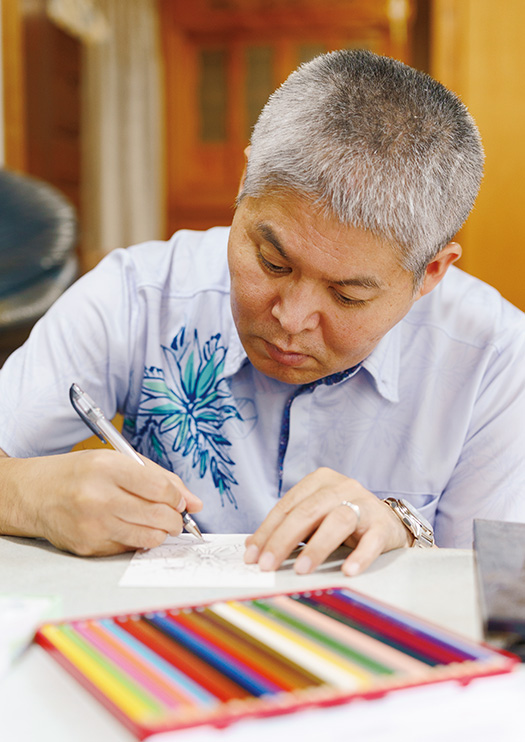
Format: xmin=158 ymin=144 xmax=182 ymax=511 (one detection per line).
xmin=69 ymin=383 xmax=106 ymax=443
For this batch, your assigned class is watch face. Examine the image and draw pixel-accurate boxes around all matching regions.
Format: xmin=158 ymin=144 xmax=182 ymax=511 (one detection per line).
xmin=398 ymin=498 xmax=433 ymax=531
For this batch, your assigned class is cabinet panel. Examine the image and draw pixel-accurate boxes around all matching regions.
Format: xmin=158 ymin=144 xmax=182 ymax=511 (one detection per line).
xmin=161 ymin=0 xmax=416 ymax=235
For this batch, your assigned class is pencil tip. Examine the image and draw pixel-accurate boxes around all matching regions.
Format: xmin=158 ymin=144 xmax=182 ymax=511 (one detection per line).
xmin=185 ymin=519 xmax=204 ymax=542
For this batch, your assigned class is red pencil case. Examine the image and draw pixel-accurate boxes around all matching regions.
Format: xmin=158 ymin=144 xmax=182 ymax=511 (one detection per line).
xmin=35 ymin=586 xmax=518 ymax=740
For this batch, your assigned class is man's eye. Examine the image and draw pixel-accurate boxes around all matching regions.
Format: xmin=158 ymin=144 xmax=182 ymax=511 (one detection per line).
xmin=332 ymin=290 xmax=367 ymax=308
xmin=257 ymin=251 xmax=290 ymax=274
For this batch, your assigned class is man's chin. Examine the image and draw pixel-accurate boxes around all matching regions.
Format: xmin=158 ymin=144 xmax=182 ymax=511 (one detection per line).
xmin=249 ymin=355 xmax=328 ymax=385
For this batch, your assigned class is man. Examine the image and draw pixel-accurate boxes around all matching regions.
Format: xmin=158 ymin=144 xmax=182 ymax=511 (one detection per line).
xmin=1 ymin=50 xmax=524 ymax=577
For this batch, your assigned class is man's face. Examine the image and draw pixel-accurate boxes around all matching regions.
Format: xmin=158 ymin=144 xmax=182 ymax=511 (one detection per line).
xmin=228 ymin=194 xmax=422 ymax=385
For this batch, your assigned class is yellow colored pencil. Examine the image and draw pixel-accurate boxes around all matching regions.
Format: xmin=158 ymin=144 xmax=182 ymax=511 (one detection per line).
xmin=40 ymin=624 xmax=162 ymax=723
xmin=214 ymin=601 xmax=371 ymax=690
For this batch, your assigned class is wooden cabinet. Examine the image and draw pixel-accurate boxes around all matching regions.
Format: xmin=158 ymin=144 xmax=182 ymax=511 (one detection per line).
xmin=160 ymin=0 xmax=418 ymax=234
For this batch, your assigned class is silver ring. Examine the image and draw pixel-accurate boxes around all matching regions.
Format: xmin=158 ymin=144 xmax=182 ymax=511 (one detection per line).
xmin=340 ymin=500 xmax=361 ymax=523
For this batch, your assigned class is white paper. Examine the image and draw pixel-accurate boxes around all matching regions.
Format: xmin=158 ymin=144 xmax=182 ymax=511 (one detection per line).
xmin=119 ymin=533 xmax=276 ymax=587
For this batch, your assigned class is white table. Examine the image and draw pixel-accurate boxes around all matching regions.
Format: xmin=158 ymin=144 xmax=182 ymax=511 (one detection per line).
xmin=0 ymin=536 xmax=523 ymax=742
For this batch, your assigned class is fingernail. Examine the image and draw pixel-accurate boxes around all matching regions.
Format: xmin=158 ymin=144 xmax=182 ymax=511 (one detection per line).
xmin=258 ymin=551 xmax=275 ymax=571
xmin=343 ymin=561 xmax=360 ymax=576
xmin=295 ymin=555 xmax=312 ymax=575
xmin=244 ymin=544 xmax=259 ymax=564
xmin=176 ymin=497 xmax=187 ymax=513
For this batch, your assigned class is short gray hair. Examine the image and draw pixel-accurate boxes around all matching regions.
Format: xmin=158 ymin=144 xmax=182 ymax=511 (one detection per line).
xmin=239 ymin=49 xmax=484 ymax=283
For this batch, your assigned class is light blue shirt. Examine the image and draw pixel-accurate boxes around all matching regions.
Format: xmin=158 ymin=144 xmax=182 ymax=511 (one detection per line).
xmin=1 ymin=227 xmax=525 ymax=547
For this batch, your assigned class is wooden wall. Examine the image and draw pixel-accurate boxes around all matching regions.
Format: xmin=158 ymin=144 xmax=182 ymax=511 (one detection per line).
xmin=23 ymin=9 xmax=82 ymax=214
xmin=160 ymin=0 xmax=418 ymax=235
xmin=1 ymin=0 xmax=82 ymax=243
xmin=2 ymin=0 xmax=524 ymax=312
xmin=1 ymin=0 xmax=26 ymax=172
xmin=431 ymin=0 xmax=525 ymax=311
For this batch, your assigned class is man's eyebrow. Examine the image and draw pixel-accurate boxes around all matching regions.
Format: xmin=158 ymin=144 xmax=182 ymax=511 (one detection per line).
xmin=256 ymin=221 xmax=382 ymax=290
xmin=334 ymin=276 xmax=382 ymax=290
xmin=257 ymin=223 xmax=288 ymax=259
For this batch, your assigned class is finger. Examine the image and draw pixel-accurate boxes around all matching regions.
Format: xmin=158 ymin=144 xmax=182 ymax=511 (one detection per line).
xmin=294 ymin=502 xmax=361 ymax=575
xmin=341 ymin=527 xmax=388 ymax=576
xmin=95 ymin=450 xmax=202 ymax=513
xmin=172 ymin=488 xmax=203 ymax=514
xmin=249 ymin=488 xmax=343 ymax=571
xmin=132 ymin=461 xmax=194 ymax=511
xmin=54 ymin=508 xmax=170 ymax=556
xmin=110 ymin=522 xmax=169 ymax=552
xmin=244 ymin=472 xmax=331 ymax=564
xmin=244 ymin=504 xmax=291 ymax=563
xmin=146 ymin=461 xmax=204 ymax=513
xmin=114 ymin=495 xmax=186 ymax=537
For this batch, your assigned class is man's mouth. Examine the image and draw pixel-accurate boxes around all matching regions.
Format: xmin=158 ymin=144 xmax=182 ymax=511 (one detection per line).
xmin=262 ymin=339 xmax=311 ymax=367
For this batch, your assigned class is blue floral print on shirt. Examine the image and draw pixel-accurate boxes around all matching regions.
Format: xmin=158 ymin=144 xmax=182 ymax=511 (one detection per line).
xmin=126 ymin=328 xmax=242 ymax=507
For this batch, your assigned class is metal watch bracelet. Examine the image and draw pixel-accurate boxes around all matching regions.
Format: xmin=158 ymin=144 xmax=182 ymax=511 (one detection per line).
xmin=384 ymin=497 xmax=435 ymax=548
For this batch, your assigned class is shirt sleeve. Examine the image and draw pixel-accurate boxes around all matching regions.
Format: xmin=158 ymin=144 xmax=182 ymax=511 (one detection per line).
xmin=0 ymin=248 xmax=138 ymax=457
xmin=434 ymin=319 xmax=525 ymax=547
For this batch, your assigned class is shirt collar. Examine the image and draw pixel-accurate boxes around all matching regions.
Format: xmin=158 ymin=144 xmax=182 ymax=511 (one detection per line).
xmin=224 ymin=322 xmax=249 ymax=377
xmin=224 ymin=316 xmax=401 ymax=403
xmin=361 ymin=322 xmax=400 ymax=403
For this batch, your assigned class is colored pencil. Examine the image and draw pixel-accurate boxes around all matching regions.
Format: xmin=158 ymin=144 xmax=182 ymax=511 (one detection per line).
xmin=253 ymin=596 xmax=393 ymax=675
xmin=151 ymin=612 xmax=280 ymax=696
xmin=172 ymin=608 xmax=309 ymax=691
xmin=193 ymin=607 xmax=324 ymax=688
xmin=268 ymin=595 xmax=428 ymax=677
xmin=212 ymin=600 xmax=370 ymax=689
xmin=337 ymin=589 xmax=494 ymax=660
xmin=35 ymin=586 xmax=517 ymax=740
xmin=303 ymin=591 xmax=462 ymax=665
xmin=39 ymin=623 xmax=163 ymax=723
xmin=120 ymin=615 xmax=247 ymax=702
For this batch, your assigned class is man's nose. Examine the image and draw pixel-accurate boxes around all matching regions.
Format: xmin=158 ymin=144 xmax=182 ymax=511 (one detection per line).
xmin=270 ymin=281 xmax=321 ymax=333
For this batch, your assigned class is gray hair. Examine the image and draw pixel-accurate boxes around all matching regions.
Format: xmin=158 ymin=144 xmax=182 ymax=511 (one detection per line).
xmin=239 ymin=49 xmax=484 ymax=283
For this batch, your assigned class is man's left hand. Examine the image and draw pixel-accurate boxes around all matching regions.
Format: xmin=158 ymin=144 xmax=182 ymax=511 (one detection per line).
xmin=244 ymin=467 xmax=413 ymax=576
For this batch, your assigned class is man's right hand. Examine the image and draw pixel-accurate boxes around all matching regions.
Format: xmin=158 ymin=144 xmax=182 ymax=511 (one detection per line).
xmin=0 ymin=448 xmax=202 ymax=556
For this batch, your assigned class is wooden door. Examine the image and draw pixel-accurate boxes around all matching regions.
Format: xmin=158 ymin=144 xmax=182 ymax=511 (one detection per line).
xmin=160 ymin=0 xmax=418 ymax=235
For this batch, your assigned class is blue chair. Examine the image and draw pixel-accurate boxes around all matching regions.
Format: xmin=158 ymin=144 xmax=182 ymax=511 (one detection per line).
xmin=0 ymin=170 xmax=78 ymax=365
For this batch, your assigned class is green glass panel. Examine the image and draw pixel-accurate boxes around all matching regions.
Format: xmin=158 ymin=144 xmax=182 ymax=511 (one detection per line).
xmin=199 ymin=48 xmax=228 ymax=142
xmin=245 ymin=46 xmax=275 ymax=139
xmin=297 ymin=43 xmax=326 ymax=65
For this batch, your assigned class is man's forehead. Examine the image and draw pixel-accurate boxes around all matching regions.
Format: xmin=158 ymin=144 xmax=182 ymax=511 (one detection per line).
xmin=247 ymin=194 xmax=385 ymax=250
xmin=252 ymin=217 xmax=387 ymax=290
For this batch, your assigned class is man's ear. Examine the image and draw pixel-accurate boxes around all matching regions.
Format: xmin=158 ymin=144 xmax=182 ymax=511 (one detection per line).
xmin=415 ymin=242 xmax=462 ymax=299
xmin=237 ymin=145 xmax=251 ymax=198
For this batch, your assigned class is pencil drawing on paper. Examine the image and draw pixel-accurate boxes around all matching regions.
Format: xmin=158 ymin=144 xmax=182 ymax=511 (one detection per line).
xmin=119 ymin=534 xmax=275 ymax=587
xmin=135 ymin=537 xmax=251 ymax=575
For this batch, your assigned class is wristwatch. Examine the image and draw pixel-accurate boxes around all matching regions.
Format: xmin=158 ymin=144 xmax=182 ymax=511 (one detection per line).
xmin=383 ymin=497 xmax=435 ymax=548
